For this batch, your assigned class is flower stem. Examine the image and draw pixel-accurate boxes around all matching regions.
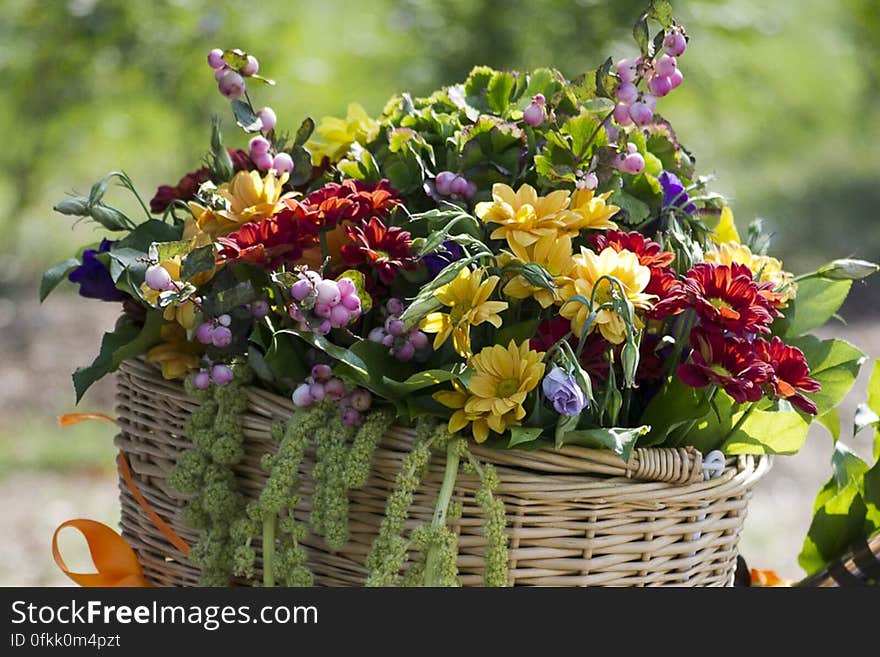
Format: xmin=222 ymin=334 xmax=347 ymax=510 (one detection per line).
xmin=262 ymin=516 xmax=276 ymax=587
xmin=319 ymin=230 xmax=329 ymax=272
xmin=722 ymin=402 xmax=757 ymax=445
xmin=423 ymin=440 xmax=460 ymax=586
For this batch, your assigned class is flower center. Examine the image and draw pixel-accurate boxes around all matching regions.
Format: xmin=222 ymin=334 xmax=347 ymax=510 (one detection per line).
xmin=496 ymin=378 xmax=520 ymax=398
xmin=709 ymin=297 xmax=732 ymax=310
xmin=514 ymin=205 xmax=537 ymax=225
xmin=709 ymin=364 xmax=733 ymax=378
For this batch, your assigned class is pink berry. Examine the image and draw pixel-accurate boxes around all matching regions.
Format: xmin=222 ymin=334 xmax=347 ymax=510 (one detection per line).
xmin=311 ymin=364 xmax=332 ymax=381
xmin=368 ymin=327 xmax=387 ymax=343
xmin=616 ymin=81 xmax=638 ymax=105
xmin=663 ymin=31 xmax=687 ymax=57
xmin=316 ymin=320 xmax=332 ymax=335
xmin=386 ymin=298 xmax=405 ymax=315
xmin=314 ymin=302 xmax=332 ymax=319
xmin=329 ymin=304 xmax=352 ymax=328
xmin=250 ymin=300 xmax=270 ymax=319
xmin=613 ymin=103 xmax=633 ymax=126
xmin=464 ymin=181 xmax=478 ymax=200
xmin=626 ymin=142 xmax=638 ymax=154
xmin=214 ymin=66 xmax=230 ymax=82
xmin=256 ymin=107 xmax=277 ymax=132
xmin=408 ymin=330 xmax=428 ymax=350
xmin=324 ymin=378 xmax=346 ymax=401
xmin=211 ymin=364 xmax=234 ymax=386
xmin=668 ymin=68 xmax=684 ymax=89
xmin=193 ymin=370 xmax=211 ymax=390
xmin=292 ymin=384 xmax=313 ymax=407
xmin=272 ymin=152 xmax=294 ymax=174
xmin=289 ymin=305 xmax=304 ymax=322
xmin=532 ymin=93 xmax=546 ymax=106
xmin=434 ymin=171 xmax=456 ymax=196
xmin=647 ymin=75 xmax=672 ymax=97
xmin=249 ymin=136 xmax=270 ymax=156
xmin=616 ymin=57 xmax=638 ymax=83
xmin=523 ymin=101 xmax=544 ymax=127
xmin=309 ymin=382 xmax=326 ymax=402
xmin=195 ymin=322 xmax=215 ymax=345
xmin=315 ymin=279 xmax=341 ymax=306
xmin=385 ymin=318 xmax=406 ymax=337
xmin=217 ymin=314 xmax=232 ymax=327
xmin=655 ymin=54 xmax=677 ymax=77
xmin=241 ymin=55 xmax=259 ymax=76
xmin=393 ymin=341 xmax=416 ymax=362
xmin=145 ymin=264 xmax=174 ymax=291
xmin=207 ymin=49 xmax=225 ymax=69
xmin=211 ymin=325 xmax=233 ymax=348
xmin=342 ymin=408 xmax=363 ymax=427
xmin=621 ymin=152 xmax=645 ymax=175
xmin=217 ymin=69 xmax=245 ymax=100
xmin=291 ymin=279 xmax=313 ymax=302
xmin=253 ymin=151 xmax=273 ymax=172
xmin=628 ymin=102 xmax=653 ymax=126
xmin=336 ymin=278 xmax=356 ymax=297
xmin=582 ymin=172 xmax=598 ymax=190
xmin=381 ymin=334 xmax=395 ymax=348
xmin=302 ymin=271 xmax=322 ymax=285
xmin=642 ymin=93 xmax=658 ymax=111
xmin=340 ymin=293 xmax=361 ymax=313
xmin=350 ymin=388 xmax=372 ymax=412
xmin=450 ymin=175 xmax=470 ymax=196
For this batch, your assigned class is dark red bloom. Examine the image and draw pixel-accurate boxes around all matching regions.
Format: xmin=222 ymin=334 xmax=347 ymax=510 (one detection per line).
xmin=531 ymin=317 xmax=570 ymax=352
xmin=305 ymin=179 xmax=401 ymax=230
xmin=340 ymin=217 xmax=416 ymax=284
xmin=678 ymin=330 xmax=772 ymax=403
xmin=217 ymin=201 xmax=319 ymax=268
xmin=681 ymin=262 xmax=781 ymax=336
xmin=636 ymin=333 xmax=667 ymax=383
xmin=530 ymin=318 xmax=612 ymax=382
xmin=589 ymin=230 xmax=675 ymax=269
xmin=755 ymin=337 xmax=820 ymax=414
xmin=645 ymin=268 xmax=688 ymax=319
xmin=150 ymin=149 xmax=252 ymax=214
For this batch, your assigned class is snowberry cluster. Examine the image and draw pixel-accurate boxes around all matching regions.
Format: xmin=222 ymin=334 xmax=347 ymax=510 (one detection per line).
xmin=432 ymin=171 xmax=477 ymax=200
xmin=207 ymin=48 xmax=259 ymax=101
xmin=368 ymin=298 xmax=430 ymax=362
xmin=247 ymin=135 xmax=293 ymax=175
xmin=192 ymin=363 xmax=235 ymax=389
xmin=288 ymin=272 xmax=362 ymax=335
xmin=195 ymin=313 xmax=233 ymax=348
xmin=291 ymin=364 xmax=373 ymax=426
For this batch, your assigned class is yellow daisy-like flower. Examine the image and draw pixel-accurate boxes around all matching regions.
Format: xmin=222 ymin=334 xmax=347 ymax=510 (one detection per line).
xmin=146 ymin=323 xmax=204 ymax=380
xmin=558 ymin=188 xmax=620 ymax=234
xmin=188 ymin=170 xmax=291 ymax=238
xmin=705 ymin=241 xmax=797 ymax=304
xmin=419 ymin=267 xmax=508 ymax=358
xmin=475 ymin=183 xmax=570 ymax=250
xmin=434 ymin=340 xmax=546 ymax=443
xmin=560 ymin=246 xmax=653 ymax=344
xmin=306 ymin=103 xmax=380 ymax=166
xmin=502 ymin=234 xmax=575 ymax=308
xmin=140 ymin=257 xmax=200 ymax=330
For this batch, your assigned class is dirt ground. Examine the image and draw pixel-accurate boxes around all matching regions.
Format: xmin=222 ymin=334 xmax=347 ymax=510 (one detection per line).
xmin=1 ymin=292 xmax=877 ymax=586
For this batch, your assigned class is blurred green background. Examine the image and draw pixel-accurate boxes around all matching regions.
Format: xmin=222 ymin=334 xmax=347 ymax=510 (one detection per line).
xmin=0 ymin=0 xmax=878 ymax=585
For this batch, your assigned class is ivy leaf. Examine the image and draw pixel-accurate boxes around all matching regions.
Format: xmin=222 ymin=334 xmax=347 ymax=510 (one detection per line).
xmin=721 ymin=409 xmax=811 ymax=455
xmin=231 ymin=99 xmax=262 ymax=133
xmin=180 ymin=244 xmax=216 ymax=282
xmin=774 ymin=276 xmax=851 ymax=337
xmin=40 ymin=258 xmax=80 ymax=302
xmin=557 ymin=425 xmax=649 ymax=462
xmin=789 ymin=336 xmax=865 ymax=418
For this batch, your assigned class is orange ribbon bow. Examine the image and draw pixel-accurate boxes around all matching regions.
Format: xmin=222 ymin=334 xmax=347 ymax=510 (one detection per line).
xmin=52 ymin=519 xmax=153 ymax=587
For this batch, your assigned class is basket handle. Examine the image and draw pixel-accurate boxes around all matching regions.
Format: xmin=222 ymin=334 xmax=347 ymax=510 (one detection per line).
xmin=625 ymin=446 xmax=705 ymax=484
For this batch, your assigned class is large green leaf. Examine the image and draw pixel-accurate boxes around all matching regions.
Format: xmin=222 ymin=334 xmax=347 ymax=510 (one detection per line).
xmin=775 ymin=276 xmax=851 ymax=337
xmin=381 ymin=368 xmax=461 ymax=397
xmin=72 ymin=311 xmax=163 ymax=402
xmin=116 ymin=220 xmax=180 ymax=252
xmin=507 ymin=426 xmax=544 ymax=448
xmin=40 ymin=258 xmax=80 ymax=302
xmin=722 ymin=409 xmax=811 ymax=455
xmin=557 ymin=425 xmax=649 ymax=462
xmin=486 ymin=71 xmax=515 ymax=114
xmin=790 ymin=336 xmax=865 ymax=417
xmin=639 ymin=377 xmax=714 ymax=447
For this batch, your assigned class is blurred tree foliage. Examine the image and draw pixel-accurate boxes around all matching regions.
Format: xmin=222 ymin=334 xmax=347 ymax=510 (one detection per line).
xmin=0 ymin=0 xmax=877 ymax=305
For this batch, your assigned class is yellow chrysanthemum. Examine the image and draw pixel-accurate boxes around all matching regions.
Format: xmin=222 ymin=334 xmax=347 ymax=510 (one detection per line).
xmin=140 ymin=257 xmax=199 ymax=329
xmin=558 ymin=188 xmax=620 ymax=234
xmin=146 ymin=323 xmax=203 ymax=380
xmin=705 ymin=241 xmax=797 ymax=304
xmin=419 ymin=267 xmax=508 ymax=358
xmin=560 ymin=246 xmax=653 ymax=344
xmin=433 ymin=340 xmax=546 ymax=443
xmin=306 ymin=103 xmax=379 ymax=165
xmin=475 ymin=183 xmax=570 ymax=250
xmin=187 ymin=170 xmax=291 ymax=238
xmin=502 ymin=234 xmax=575 ymax=308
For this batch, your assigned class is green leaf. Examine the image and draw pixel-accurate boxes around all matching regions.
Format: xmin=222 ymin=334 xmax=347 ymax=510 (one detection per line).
xmin=221 ymin=49 xmax=249 ymax=70
xmin=558 ymin=426 xmax=649 ymax=462
xmin=633 ymin=15 xmax=650 ymax=55
xmin=647 ymin=0 xmax=674 ymax=28
xmin=524 ymin=68 xmax=563 ymax=107
xmin=789 ymin=336 xmax=865 ymax=417
xmin=209 ymin=117 xmax=234 ymax=181
xmin=231 ymin=99 xmax=262 ymax=133
xmin=40 ymin=258 xmax=80 ymax=302
xmin=72 ymin=311 xmax=162 ymax=402
xmin=775 ymin=276 xmax=851 ymax=336
xmin=381 ymin=368 xmax=462 ymax=397
xmin=180 ymin=244 xmax=216 ymax=282
xmin=867 ymin=359 xmax=880 ymax=416
xmin=116 ymin=220 xmax=180 ymax=252
xmin=495 ymin=319 xmax=540 ymax=346
xmin=610 ymin=190 xmax=650 ymax=224
xmin=289 ymin=145 xmax=313 ymax=187
xmin=252 ymin=328 xmax=307 ymax=391
xmin=722 ymin=409 xmax=811 ymax=455
xmin=562 ymin=111 xmax=604 ymax=157
xmin=149 ymin=240 xmax=192 ymax=263
xmin=639 ymin=377 xmax=712 ymax=447
xmin=593 ymin=57 xmax=615 ymax=99
xmin=854 ymin=404 xmax=878 ymax=438
xmin=486 ymin=71 xmax=515 ymax=114
xmin=204 ymin=281 xmax=256 ymax=316
xmin=817 ymin=407 xmax=841 ymax=442
xmin=294 ymin=117 xmax=315 ymax=146
xmin=508 ymin=426 xmax=544 ymax=448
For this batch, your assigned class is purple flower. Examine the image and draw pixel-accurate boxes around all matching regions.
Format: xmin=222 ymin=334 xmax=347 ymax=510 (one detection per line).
xmin=658 ymin=171 xmax=696 ymax=214
xmin=541 ymin=366 xmax=588 ymax=416
xmin=67 ymin=239 xmax=128 ymax=302
xmin=423 ymin=241 xmax=465 ymax=278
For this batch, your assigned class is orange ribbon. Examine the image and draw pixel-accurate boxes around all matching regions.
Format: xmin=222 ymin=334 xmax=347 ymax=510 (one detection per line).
xmin=58 ymin=412 xmax=118 ymax=427
xmin=52 ymin=519 xmax=152 ymax=587
xmin=750 ymin=568 xmax=794 ymax=587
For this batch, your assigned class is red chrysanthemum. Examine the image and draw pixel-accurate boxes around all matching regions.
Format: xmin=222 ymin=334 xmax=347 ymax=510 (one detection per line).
xmin=755 ymin=336 xmax=820 ymax=414
xmin=681 ymin=262 xmax=781 ymax=336
xmin=678 ymin=329 xmax=772 ymax=403
xmin=217 ymin=200 xmax=319 ymax=268
xmin=340 ymin=216 xmax=416 ymax=284
xmin=530 ymin=318 xmax=612 ymax=382
xmin=305 ymin=179 xmax=401 ymax=230
xmin=589 ymin=230 xmax=675 ymax=269
xmin=150 ymin=149 xmax=252 ymax=214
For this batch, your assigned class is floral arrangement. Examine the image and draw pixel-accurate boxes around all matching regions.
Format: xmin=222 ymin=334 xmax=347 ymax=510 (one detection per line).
xmin=43 ymin=1 xmax=877 ymax=586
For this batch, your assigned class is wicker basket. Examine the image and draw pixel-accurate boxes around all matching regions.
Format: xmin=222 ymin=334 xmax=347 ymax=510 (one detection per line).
xmin=114 ymin=358 xmax=769 ymax=587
